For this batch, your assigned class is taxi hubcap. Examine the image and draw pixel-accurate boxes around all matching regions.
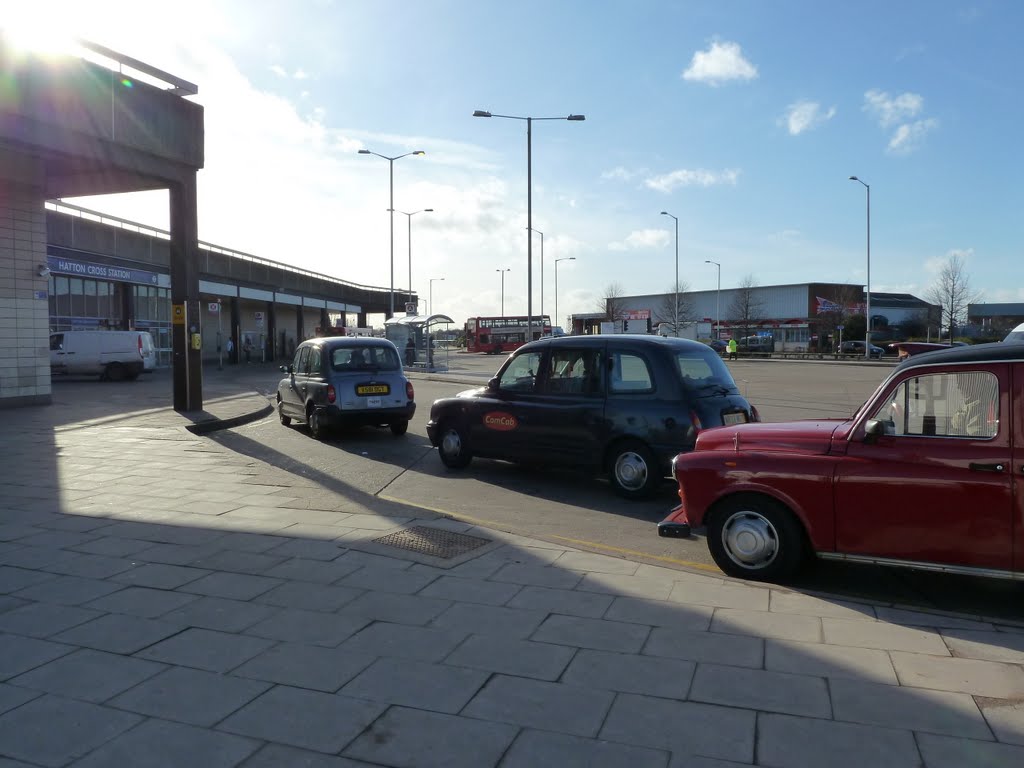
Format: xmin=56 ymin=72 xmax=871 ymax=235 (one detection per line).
xmin=614 ymin=452 xmax=648 ymax=490
xmin=721 ymin=511 xmax=778 ymax=568
xmin=442 ymin=430 xmax=462 ymax=457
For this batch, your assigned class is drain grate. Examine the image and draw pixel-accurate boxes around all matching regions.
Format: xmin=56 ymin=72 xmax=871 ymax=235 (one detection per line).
xmin=373 ymin=525 xmax=491 ymax=560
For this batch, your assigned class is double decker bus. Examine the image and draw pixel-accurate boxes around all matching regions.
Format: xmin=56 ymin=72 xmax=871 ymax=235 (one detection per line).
xmin=465 ymin=315 xmax=552 ymax=354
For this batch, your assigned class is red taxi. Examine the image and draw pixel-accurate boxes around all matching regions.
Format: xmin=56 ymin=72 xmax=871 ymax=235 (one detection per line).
xmin=659 ymin=343 xmax=1024 ymax=582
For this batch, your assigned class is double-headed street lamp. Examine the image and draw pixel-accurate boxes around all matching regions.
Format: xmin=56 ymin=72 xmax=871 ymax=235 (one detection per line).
xmin=849 ymin=176 xmax=871 ymax=359
xmin=396 ymin=208 xmax=433 ymax=310
xmin=473 ymin=109 xmax=585 ymax=342
xmin=705 ymin=260 xmax=721 ymax=340
xmin=358 ymin=148 xmax=426 ymax=317
xmin=429 ymin=277 xmax=444 ymax=317
xmin=555 ymin=256 xmax=576 ymax=334
xmin=496 ymin=267 xmax=510 ymax=317
xmin=660 ymin=211 xmax=679 ymax=332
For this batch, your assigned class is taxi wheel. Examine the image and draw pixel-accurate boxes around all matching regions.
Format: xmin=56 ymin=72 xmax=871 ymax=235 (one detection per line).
xmin=277 ymin=399 xmax=291 ymax=427
xmin=438 ymin=422 xmax=472 ymax=469
xmin=306 ymin=404 xmax=327 ymax=440
xmin=706 ymin=496 xmax=805 ymax=582
xmin=390 ymin=420 xmax=409 ymax=437
xmin=609 ymin=440 xmax=659 ymax=499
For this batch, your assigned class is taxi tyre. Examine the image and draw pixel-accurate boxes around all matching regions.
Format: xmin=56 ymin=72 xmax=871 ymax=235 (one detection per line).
xmin=306 ymin=403 xmax=328 ymax=441
xmin=438 ymin=421 xmax=472 ymax=469
xmin=277 ymin=397 xmax=292 ymax=426
xmin=706 ymin=495 xmax=805 ymax=582
xmin=608 ymin=439 xmax=660 ymax=499
xmin=390 ymin=420 xmax=409 ymax=437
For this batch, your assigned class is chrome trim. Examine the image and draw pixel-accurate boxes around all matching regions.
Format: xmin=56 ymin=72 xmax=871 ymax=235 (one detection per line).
xmin=817 ymin=552 xmax=1024 ymax=580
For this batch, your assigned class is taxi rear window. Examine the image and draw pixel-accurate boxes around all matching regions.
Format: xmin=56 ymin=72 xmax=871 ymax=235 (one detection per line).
xmin=675 ymin=348 xmax=738 ymax=393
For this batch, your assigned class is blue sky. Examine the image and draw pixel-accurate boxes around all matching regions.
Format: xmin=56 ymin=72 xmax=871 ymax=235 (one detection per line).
xmin=8 ymin=1 xmax=1023 ymax=327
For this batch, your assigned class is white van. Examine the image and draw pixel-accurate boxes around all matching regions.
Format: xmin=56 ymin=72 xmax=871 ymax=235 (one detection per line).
xmin=50 ymin=330 xmax=156 ymax=381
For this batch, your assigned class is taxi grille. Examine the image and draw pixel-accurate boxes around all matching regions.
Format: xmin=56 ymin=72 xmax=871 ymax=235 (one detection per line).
xmin=372 ymin=525 xmax=491 ymax=559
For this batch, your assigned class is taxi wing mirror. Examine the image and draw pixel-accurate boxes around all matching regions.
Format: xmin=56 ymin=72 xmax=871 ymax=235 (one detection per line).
xmin=280 ymin=364 xmax=294 ymax=374
xmin=863 ymin=418 xmax=886 ymax=444
xmin=487 ymin=376 xmax=499 ymax=391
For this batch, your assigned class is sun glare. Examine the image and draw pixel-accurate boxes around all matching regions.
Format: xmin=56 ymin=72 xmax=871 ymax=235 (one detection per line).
xmin=0 ymin=8 xmax=79 ymax=58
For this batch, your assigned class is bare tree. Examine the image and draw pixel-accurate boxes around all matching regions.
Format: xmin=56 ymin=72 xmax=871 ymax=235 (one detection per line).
xmin=815 ymin=284 xmax=862 ymax=349
xmin=924 ymin=253 xmax=983 ymax=338
xmin=728 ymin=275 xmax=764 ymax=343
xmin=599 ymin=281 xmax=627 ymax=321
xmin=656 ymin=281 xmax=696 ymax=336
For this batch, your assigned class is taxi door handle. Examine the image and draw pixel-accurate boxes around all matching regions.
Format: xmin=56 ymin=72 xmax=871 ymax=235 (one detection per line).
xmin=969 ymin=462 xmax=1004 ymax=472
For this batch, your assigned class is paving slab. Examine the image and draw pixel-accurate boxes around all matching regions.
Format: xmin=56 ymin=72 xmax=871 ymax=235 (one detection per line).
xmin=343 ymin=706 xmax=518 ymax=768
xmin=219 ymin=685 xmax=386 ymax=755
xmin=605 ymin=596 xmax=714 ymax=631
xmin=231 ymin=641 xmax=376 ymax=692
xmin=243 ymin=607 xmax=370 ymax=647
xmin=765 ymin=638 xmax=898 ymax=684
xmin=12 ymin=574 xmax=125 ymax=606
xmin=822 ymin=617 xmax=950 ymax=655
xmin=136 ymin=627 xmax=275 ymax=673
xmin=0 ymin=633 xmax=75 ymax=679
xmin=941 ymin=628 xmax=1024 ymax=664
xmin=419 ymin=574 xmax=522 ymax=605
xmin=155 ymin=595 xmax=280 ymax=633
xmin=689 ymin=663 xmax=832 ymax=717
xmin=500 ymin=729 xmax=671 ymax=768
xmin=108 ymin=666 xmax=271 ymax=727
xmin=338 ymin=621 xmax=467 ymax=662
xmin=444 ymin=633 xmax=575 ymax=680
xmin=9 ymin=648 xmax=165 ymax=703
xmin=643 ymin=626 xmax=764 ymax=668
xmin=916 ymin=732 xmax=1024 ymax=768
xmin=711 ymin=608 xmax=822 ymax=642
xmin=0 ymin=601 xmax=103 ymax=638
xmin=769 ymin=590 xmax=877 ymax=620
xmin=562 ymin=648 xmax=694 ymax=699
xmin=757 ymin=712 xmax=921 ymax=768
xmin=506 ymin=584 xmax=614 ymax=618
xmin=52 ymin=614 xmax=185 ymax=655
xmin=429 ymin=602 xmax=548 ymax=639
xmin=340 ymin=656 xmax=488 ymax=713
xmin=531 ymin=613 xmax=651 ymax=653
xmin=74 ymin=717 xmax=260 ymax=768
xmin=829 ymin=677 xmax=992 ymax=739
xmin=83 ymin=586 xmax=199 ymax=618
xmin=253 ymin=581 xmax=363 ymax=612
xmin=0 ymin=683 xmax=42 ymax=716
xmin=339 ymin=590 xmax=453 ymax=625
xmin=242 ymin=743 xmax=381 ymax=767
xmin=669 ymin=581 xmax=770 ymax=612
xmin=179 ymin=571 xmax=284 ymax=601
xmin=890 ymin=650 xmax=1024 ymax=698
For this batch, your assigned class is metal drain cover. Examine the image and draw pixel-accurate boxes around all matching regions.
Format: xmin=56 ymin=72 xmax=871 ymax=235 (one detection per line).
xmin=373 ymin=526 xmax=491 ymax=559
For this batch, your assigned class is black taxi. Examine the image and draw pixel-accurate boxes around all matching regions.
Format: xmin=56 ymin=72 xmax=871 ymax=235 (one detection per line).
xmin=425 ymin=335 xmax=757 ymax=498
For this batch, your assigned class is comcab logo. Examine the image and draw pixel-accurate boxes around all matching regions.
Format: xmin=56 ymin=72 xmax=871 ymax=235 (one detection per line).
xmin=483 ymin=411 xmax=518 ymax=431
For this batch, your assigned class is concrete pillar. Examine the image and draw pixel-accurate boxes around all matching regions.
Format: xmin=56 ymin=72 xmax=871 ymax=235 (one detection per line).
xmin=169 ymin=173 xmax=202 ymax=411
xmin=0 ymin=151 xmax=51 ymax=407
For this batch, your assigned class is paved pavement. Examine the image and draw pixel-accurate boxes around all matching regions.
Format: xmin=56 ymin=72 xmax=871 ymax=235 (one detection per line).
xmin=1 ymin=363 xmax=1023 ymax=767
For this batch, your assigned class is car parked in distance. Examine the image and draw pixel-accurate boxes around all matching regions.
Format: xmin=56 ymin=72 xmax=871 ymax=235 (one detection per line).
xmin=838 ymin=340 xmax=885 ymax=359
xmin=659 ymin=342 xmax=1024 ymax=582
xmin=426 ymin=335 xmax=758 ymax=498
xmin=276 ymin=337 xmax=415 ymax=439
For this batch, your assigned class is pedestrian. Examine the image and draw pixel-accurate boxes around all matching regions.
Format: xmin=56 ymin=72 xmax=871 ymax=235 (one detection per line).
xmin=243 ymin=337 xmax=253 ymax=364
xmin=727 ymin=338 xmax=738 ymax=361
xmin=226 ymin=336 xmax=234 ymax=363
xmin=405 ymin=337 xmax=415 ymax=366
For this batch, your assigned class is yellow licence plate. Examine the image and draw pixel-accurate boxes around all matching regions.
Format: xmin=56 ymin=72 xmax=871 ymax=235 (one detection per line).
xmin=356 ymin=384 xmax=389 ymax=396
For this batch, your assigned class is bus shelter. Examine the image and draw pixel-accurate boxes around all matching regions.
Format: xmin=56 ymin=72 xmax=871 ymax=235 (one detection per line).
xmin=384 ymin=314 xmax=454 ymax=372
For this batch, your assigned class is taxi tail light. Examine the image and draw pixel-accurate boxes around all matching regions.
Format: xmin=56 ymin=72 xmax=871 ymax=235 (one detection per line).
xmin=689 ymin=410 xmax=703 ymax=432
xmin=406 ymin=381 xmax=415 ymax=400
xmin=327 ymin=385 xmax=336 ymax=404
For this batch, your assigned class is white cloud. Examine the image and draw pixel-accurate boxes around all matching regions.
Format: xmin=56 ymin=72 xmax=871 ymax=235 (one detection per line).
xmin=887 ymin=118 xmax=939 ymax=154
xmin=601 ymin=166 xmax=640 ymax=181
xmin=293 ymin=68 xmax=309 ymax=80
xmin=863 ymin=89 xmax=924 ymax=127
xmin=780 ymin=100 xmax=837 ymax=135
xmin=682 ymin=41 xmax=758 ymax=86
xmin=269 ymin=64 xmax=287 ymax=77
xmin=644 ymin=168 xmax=739 ymax=194
xmin=608 ymin=229 xmax=671 ymax=251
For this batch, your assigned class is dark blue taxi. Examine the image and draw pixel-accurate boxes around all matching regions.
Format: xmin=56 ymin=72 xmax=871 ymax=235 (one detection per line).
xmin=426 ymin=335 xmax=758 ymax=498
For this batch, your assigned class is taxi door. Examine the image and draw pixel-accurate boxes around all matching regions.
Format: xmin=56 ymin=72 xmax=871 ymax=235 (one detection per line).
xmin=469 ymin=348 xmax=546 ymax=461
xmin=835 ymin=364 xmax=1013 ymax=571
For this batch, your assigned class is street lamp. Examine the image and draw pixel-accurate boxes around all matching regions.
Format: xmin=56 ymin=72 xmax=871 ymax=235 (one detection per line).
xmin=429 ymin=277 xmax=444 ymax=317
xmin=474 ymin=109 xmax=585 ymax=342
xmin=396 ymin=208 xmax=433 ymax=310
xmin=529 ymin=227 xmax=544 ymax=322
xmin=705 ymin=260 xmax=721 ymax=340
xmin=660 ymin=211 xmax=679 ymax=333
xmin=849 ymin=176 xmax=871 ymax=359
xmin=555 ymin=256 xmax=576 ymax=334
xmin=358 ymin=148 xmax=426 ymax=317
xmin=496 ymin=268 xmax=510 ymax=317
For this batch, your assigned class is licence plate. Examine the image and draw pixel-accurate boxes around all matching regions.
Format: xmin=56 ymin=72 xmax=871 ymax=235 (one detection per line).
xmin=356 ymin=384 xmax=389 ymax=396
xmin=366 ymin=397 xmax=382 ymax=408
xmin=723 ymin=411 xmax=748 ymax=426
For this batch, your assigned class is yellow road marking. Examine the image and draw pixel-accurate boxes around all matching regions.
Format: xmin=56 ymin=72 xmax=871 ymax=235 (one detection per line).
xmin=378 ymin=494 xmax=722 ymax=574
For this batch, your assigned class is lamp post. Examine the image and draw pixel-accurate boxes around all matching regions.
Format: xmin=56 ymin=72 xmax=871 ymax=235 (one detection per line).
xmin=496 ymin=268 xmax=510 ymax=317
xmin=473 ymin=109 xmax=585 ymax=342
xmin=396 ymin=208 xmax=433 ymax=311
xmin=428 ymin=277 xmax=444 ymax=318
xmin=849 ymin=176 xmax=871 ymax=359
xmin=358 ymin=148 xmax=426 ymax=317
xmin=705 ymin=260 xmax=721 ymax=340
xmin=555 ymin=256 xmax=576 ymax=334
xmin=660 ymin=211 xmax=679 ymax=333
xmin=529 ymin=227 xmax=544 ymax=323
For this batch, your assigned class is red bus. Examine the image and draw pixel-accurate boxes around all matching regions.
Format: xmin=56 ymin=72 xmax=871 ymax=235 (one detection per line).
xmin=465 ymin=315 xmax=552 ymax=354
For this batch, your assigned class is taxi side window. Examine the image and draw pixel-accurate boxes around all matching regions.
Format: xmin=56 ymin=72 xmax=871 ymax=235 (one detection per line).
xmin=609 ymin=352 xmax=654 ymax=394
xmin=543 ymin=349 xmax=603 ymax=396
xmin=295 ymin=346 xmax=311 ymax=375
xmin=871 ymin=371 xmax=999 ymax=439
xmin=309 ymin=347 xmax=322 ymax=375
xmin=499 ymin=351 xmax=543 ymax=393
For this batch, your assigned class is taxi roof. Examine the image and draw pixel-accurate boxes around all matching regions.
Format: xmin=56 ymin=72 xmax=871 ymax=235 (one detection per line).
xmin=897 ymin=341 xmax=1024 ymax=369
